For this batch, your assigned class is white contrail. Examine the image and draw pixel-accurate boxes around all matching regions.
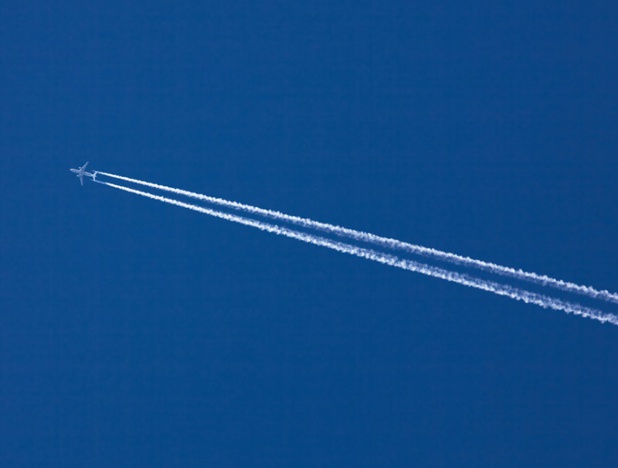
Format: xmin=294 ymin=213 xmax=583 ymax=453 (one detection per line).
xmin=97 ymin=180 xmax=618 ymax=326
xmin=98 ymin=171 xmax=618 ymax=305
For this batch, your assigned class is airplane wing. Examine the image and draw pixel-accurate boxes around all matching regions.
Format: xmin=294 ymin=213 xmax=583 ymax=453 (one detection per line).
xmin=80 ymin=175 xmax=84 ymax=186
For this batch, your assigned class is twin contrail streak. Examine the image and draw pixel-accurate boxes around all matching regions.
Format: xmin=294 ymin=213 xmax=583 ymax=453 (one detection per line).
xmin=98 ymin=171 xmax=618 ymax=305
xmin=98 ymin=180 xmax=618 ymax=326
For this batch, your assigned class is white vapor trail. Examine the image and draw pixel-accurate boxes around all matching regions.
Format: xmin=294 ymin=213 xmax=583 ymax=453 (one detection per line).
xmin=97 ymin=180 xmax=618 ymax=326
xmin=98 ymin=172 xmax=618 ymax=305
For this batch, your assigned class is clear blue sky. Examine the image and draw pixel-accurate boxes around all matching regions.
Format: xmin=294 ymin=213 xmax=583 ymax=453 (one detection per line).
xmin=1 ymin=1 xmax=617 ymax=466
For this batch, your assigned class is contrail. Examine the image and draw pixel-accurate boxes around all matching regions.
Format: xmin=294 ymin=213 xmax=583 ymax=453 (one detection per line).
xmin=97 ymin=180 xmax=618 ymax=326
xmin=98 ymin=171 xmax=618 ymax=305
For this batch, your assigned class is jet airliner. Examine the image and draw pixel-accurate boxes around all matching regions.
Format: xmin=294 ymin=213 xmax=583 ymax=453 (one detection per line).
xmin=70 ymin=162 xmax=97 ymax=185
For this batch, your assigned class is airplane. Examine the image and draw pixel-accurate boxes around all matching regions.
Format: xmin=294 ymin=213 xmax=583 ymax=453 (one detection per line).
xmin=69 ymin=162 xmax=97 ymax=185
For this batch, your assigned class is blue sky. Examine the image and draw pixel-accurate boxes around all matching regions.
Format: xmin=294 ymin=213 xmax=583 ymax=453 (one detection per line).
xmin=1 ymin=1 xmax=617 ymax=466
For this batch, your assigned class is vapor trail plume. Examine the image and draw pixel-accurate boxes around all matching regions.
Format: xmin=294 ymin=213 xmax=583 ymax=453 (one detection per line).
xmin=97 ymin=180 xmax=618 ymax=326
xmin=98 ymin=171 xmax=618 ymax=305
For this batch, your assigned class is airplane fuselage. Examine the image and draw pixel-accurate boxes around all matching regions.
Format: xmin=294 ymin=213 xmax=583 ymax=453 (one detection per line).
xmin=70 ymin=168 xmax=95 ymax=176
